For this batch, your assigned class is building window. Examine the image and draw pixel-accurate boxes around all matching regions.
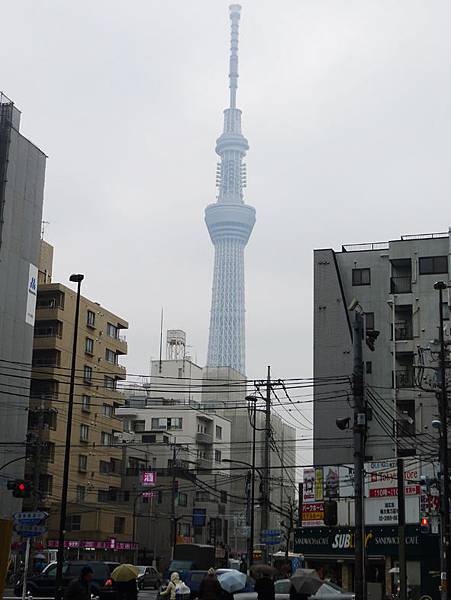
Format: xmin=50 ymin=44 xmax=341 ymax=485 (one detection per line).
xmin=98 ymin=490 xmax=110 ymax=503
xmin=215 ymin=450 xmax=222 ymax=462
xmin=39 ymin=474 xmax=53 ymax=496
xmin=366 ymin=361 xmax=372 ymax=375
xmin=78 ymin=455 xmax=88 ymax=473
xmin=114 ymin=517 xmax=125 ymax=534
xmin=178 ymin=523 xmax=191 ymax=537
xmin=419 ymin=256 xmax=448 ymax=275
xmin=84 ymin=366 xmax=93 ymax=384
xmin=100 ymin=460 xmax=111 ymax=474
xmin=216 ymin=425 xmax=222 ymax=440
xmin=103 ymin=404 xmax=113 ymax=418
xmin=85 ymin=337 xmax=94 ymax=354
xmin=220 ymin=490 xmax=228 ymax=504
xmin=151 ymin=417 xmax=182 ymax=430
xmin=80 ymin=424 xmax=89 ymax=442
xmin=352 ymin=268 xmax=371 ymax=286
xmin=107 ymin=323 xmax=118 ymax=339
xmin=157 ymin=490 xmax=163 ymax=504
xmin=133 ymin=420 xmax=145 ymax=432
xmin=81 ymin=395 xmax=91 ymax=413
xmin=87 ymin=310 xmax=96 ymax=327
xmin=195 ymin=491 xmax=210 ymax=502
xmin=101 ymin=432 xmax=113 ymax=446
xmin=105 ymin=376 xmax=116 ymax=390
xmin=365 ymin=312 xmax=375 ymax=330
xmin=76 ymin=485 xmax=86 ymax=503
xmin=105 ymin=349 xmax=116 ymax=364
xmin=66 ymin=515 xmax=81 ymax=532
xmin=142 ymin=434 xmax=156 ymax=443
xmin=43 ymin=442 xmax=55 ymax=463
xmin=178 ymin=493 xmax=188 ymax=507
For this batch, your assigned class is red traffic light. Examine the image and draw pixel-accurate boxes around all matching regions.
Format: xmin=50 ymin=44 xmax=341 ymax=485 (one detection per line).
xmin=18 ymin=483 xmax=25 ymax=492
xmin=7 ymin=479 xmax=32 ymax=498
xmin=420 ymin=516 xmax=430 ymax=533
xmin=421 ymin=517 xmax=428 ymax=526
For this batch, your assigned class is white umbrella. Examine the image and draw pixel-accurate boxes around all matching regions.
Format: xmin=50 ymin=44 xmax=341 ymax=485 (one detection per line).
xmin=218 ymin=570 xmax=247 ymax=593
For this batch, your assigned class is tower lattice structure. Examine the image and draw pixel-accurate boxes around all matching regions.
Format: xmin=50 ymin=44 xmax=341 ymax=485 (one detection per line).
xmin=205 ymin=4 xmax=255 ymax=376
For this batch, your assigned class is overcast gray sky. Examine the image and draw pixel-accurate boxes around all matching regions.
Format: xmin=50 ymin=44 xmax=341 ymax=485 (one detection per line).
xmin=3 ymin=0 xmax=451 ymax=396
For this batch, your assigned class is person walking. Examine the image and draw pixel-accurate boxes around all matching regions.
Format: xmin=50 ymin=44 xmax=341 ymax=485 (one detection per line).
xmin=160 ymin=572 xmax=182 ymax=600
xmin=199 ymin=568 xmax=222 ymax=600
xmin=64 ymin=566 xmax=94 ymax=600
xmin=255 ymin=574 xmax=275 ymax=600
xmin=115 ymin=577 xmax=138 ymax=600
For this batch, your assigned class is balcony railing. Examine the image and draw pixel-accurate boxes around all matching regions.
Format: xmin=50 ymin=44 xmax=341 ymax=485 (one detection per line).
xmin=196 ymin=432 xmax=213 ymax=445
xmin=395 ymin=369 xmax=415 ymax=388
xmin=394 ymin=322 xmax=413 ymax=340
xmin=390 ymin=277 xmax=412 ymax=294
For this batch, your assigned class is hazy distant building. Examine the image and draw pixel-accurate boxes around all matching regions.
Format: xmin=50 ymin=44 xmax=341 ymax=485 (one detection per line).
xmin=313 ymin=230 xmax=450 ymax=466
xmin=117 ymin=334 xmax=232 ymax=568
xmin=0 ymin=92 xmax=46 ymax=517
xmin=205 ymin=5 xmax=255 ymax=376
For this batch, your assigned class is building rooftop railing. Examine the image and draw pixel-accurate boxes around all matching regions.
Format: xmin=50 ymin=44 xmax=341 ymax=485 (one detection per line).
xmin=341 ymin=241 xmax=389 ymax=252
xmin=341 ymin=231 xmax=449 ymax=252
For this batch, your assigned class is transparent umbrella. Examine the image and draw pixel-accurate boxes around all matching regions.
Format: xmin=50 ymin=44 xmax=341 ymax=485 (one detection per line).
xmin=218 ymin=570 xmax=247 ymax=593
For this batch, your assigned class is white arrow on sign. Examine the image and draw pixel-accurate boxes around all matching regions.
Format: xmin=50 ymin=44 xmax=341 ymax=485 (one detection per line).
xmin=13 ymin=512 xmax=48 ymax=525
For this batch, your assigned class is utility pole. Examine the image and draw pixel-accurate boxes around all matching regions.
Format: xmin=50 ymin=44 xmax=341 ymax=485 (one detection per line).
xmin=434 ymin=281 xmax=450 ymax=600
xmin=250 ymin=397 xmax=257 ymax=567
xmin=352 ymin=310 xmax=366 ymax=600
xmin=262 ymin=366 xmax=271 ymax=535
xmin=397 ymin=458 xmax=407 ymax=600
xmin=171 ymin=443 xmax=178 ymax=559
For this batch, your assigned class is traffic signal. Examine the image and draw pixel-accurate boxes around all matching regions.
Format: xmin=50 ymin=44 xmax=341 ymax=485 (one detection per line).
xmin=366 ymin=330 xmax=380 ymax=351
xmin=7 ymin=480 xmax=32 ymax=498
xmin=420 ymin=516 xmax=430 ymax=533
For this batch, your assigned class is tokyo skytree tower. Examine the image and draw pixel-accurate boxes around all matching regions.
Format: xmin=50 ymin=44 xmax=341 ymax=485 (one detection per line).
xmin=205 ymin=4 xmax=256 ymax=376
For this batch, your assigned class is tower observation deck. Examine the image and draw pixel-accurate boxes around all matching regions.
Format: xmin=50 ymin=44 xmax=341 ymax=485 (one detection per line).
xmin=205 ymin=4 xmax=255 ymax=376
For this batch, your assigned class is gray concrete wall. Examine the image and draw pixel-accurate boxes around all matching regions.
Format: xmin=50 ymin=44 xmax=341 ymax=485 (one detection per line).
xmin=314 ymin=234 xmax=449 ymax=467
xmin=0 ymin=114 xmax=46 ymax=517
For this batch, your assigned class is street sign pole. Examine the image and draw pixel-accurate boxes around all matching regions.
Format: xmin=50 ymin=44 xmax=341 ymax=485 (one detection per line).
xmin=22 ymin=538 xmax=31 ymax=600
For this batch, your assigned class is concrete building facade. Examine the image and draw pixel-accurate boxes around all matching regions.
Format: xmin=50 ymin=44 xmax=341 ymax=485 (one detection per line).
xmin=27 ymin=246 xmax=134 ymax=559
xmin=313 ymin=230 xmax=450 ymax=466
xmin=0 ymin=92 xmax=47 ymax=517
xmin=116 ymin=355 xmax=232 ymax=568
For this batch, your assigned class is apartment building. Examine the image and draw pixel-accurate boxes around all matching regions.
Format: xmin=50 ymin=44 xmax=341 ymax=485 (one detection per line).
xmin=27 ymin=245 xmax=134 ymax=560
xmin=0 ymin=93 xmax=46 ymax=517
xmin=313 ymin=229 xmax=450 ymax=465
xmin=116 ymin=355 xmax=232 ymax=568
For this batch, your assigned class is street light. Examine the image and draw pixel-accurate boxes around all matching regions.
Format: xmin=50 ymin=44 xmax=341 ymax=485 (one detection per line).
xmin=433 ymin=280 xmax=450 ymax=600
xmin=56 ymin=274 xmax=84 ymax=600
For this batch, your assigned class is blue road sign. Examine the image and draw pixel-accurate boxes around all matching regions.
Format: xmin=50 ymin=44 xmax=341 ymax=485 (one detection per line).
xmin=13 ymin=524 xmax=48 ymax=538
xmin=13 ymin=512 xmax=48 ymax=526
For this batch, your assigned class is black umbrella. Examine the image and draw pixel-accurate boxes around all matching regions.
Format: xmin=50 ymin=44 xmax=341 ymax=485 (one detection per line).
xmin=290 ymin=569 xmax=323 ymax=595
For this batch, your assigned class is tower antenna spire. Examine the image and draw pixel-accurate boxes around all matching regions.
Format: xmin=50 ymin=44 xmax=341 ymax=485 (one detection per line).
xmin=228 ymin=4 xmax=241 ymax=109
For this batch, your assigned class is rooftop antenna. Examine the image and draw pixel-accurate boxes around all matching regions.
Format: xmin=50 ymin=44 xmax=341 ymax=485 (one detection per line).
xmin=228 ymin=5 xmax=241 ymax=109
xmin=158 ymin=308 xmax=164 ymax=373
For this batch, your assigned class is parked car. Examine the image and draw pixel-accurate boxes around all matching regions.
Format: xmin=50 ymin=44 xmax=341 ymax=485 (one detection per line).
xmin=234 ymin=579 xmax=355 ymax=600
xmin=14 ymin=560 xmax=118 ymax=600
xmin=136 ymin=565 xmax=162 ymax=590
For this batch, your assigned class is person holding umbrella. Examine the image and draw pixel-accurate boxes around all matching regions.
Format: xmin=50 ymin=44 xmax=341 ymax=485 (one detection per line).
xmin=289 ymin=568 xmax=323 ymax=600
xmin=217 ymin=570 xmax=247 ymax=600
xmin=111 ymin=564 xmax=140 ymax=600
xmin=198 ymin=568 xmax=222 ymax=600
xmin=253 ymin=566 xmax=276 ymax=600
